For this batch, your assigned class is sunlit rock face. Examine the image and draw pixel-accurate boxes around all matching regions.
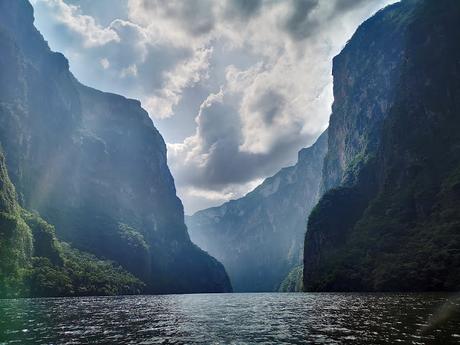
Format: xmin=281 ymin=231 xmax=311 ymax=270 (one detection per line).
xmin=304 ymin=0 xmax=460 ymax=292
xmin=187 ymin=132 xmax=327 ymax=292
xmin=0 ymin=0 xmax=231 ymax=294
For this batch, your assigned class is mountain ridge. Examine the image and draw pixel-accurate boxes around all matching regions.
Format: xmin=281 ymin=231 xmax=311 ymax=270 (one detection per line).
xmin=187 ymin=131 xmax=327 ymax=292
xmin=0 ymin=0 xmax=231 ymax=295
xmin=304 ymin=0 xmax=460 ymax=292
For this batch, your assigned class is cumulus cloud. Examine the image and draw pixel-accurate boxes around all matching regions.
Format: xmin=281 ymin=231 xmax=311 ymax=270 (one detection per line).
xmin=283 ymin=0 xmax=320 ymax=41
xmin=167 ymin=75 xmax=318 ymax=209
xmin=128 ymin=0 xmax=216 ymax=37
xmin=32 ymin=0 xmax=119 ymax=47
xmin=100 ymin=58 xmax=110 ymax=69
xmin=334 ymin=0 xmax=371 ymax=12
xmin=32 ymin=0 xmax=398 ymax=213
xmin=144 ymin=47 xmax=213 ymax=118
xmin=180 ymin=178 xmax=264 ymax=212
xmin=223 ymin=0 xmax=263 ymax=20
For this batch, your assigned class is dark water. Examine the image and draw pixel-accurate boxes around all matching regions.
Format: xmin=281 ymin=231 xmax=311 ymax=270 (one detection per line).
xmin=1 ymin=293 xmax=460 ymax=344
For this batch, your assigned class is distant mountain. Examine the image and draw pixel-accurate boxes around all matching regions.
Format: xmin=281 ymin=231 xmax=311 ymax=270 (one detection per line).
xmin=304 ymin=0 xmax=460 ymax=291
xmin=0 ymin=0 xmax=231 ymax=295
xmin=187 ymin=132 xmax=327 ymax=292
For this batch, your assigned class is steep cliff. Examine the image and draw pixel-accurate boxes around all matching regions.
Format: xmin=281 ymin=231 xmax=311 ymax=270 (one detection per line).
xmin=0 ymin=150 xmax=143 ymax=298
xmin=304 ymin=0 xmax=460 ymax=291
xmin=187 ymin=132 xmax=327 ymax=292
xmin=0 ymin=0 xmax=231 ymax=294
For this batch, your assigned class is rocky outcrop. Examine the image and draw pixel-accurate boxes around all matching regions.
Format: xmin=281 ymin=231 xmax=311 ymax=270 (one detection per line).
xmin=0 ymin=0 xmax=231 ymax=294
xmin=304 ymin=0 xmax=460 ymax=292
xmin=187 ymin=132 xmax=327 ymax=292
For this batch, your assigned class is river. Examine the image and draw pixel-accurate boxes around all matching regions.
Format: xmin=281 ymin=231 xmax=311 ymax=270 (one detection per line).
xmin=1 ymin=293 xmax=459 ymax=344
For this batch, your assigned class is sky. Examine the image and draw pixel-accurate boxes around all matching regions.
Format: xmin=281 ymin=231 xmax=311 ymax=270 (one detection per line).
xmin=31 ymin=0 xmax=397 ymax=214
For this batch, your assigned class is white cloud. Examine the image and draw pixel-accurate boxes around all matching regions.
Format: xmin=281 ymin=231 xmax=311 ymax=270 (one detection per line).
xmin=32 ymin=0 xmax=399 ymax=213
xmin=100 ymin=58 xmax=110 ymax=69
xmin=164 ymin=0 xmax=398 ymax=213
xmin=143 ymin=47 xmax=213 ymax=119
xmin=120 ymin=64 xmax=138 ymax=78
xmin=178 ymin=179 xmax=264 ymax=214
xmin=33 ymin=0 xmax=119 ymax=47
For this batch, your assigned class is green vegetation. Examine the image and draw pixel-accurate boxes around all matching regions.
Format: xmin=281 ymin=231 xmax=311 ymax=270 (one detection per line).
xmin=0 ymin=0 xmax=232 ymax=295
xmin=279 ymin=266 xmax=303 ymax=292
xmin=304 ymin=0 xmax=460 ymax=292
xmin=27 ymin=243 xmax=144 ymax=297
xmin=0 ymin=151 xmax=143 ymax=298
xmin=3 ymin=211 xmax=145 ymax=298
xmin=0 ymin=212 xmax=32 ymax=298
xmin=0 ymin=152 xmax=32 ymax=298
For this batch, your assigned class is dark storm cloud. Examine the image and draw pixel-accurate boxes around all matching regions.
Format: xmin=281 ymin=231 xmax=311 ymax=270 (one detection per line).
xmin=198 ymin=98 xmax=242 ymax=152
xmin=178 ymin=134 xmax=310 ymax=190
xmin=225 ymin=0 xmax=263 ymax=20
xmin=173 ymin=1 xmax=215 ymax=36
xmin=138 ymin=0 xmax=215 ymax=36
xmin=171 ymin=91 xmax=310 ymax=190
xmin=202 ymin=138 xmax=310 ymax=189
xmin=333 ymin=0 xmax=370 ymax=13
xmin=283 ymin=0 xmax=320 ymax=40
xmin=282 ymin=0 xmax=380 ymax=41
xmin=250 ymin=90 xmax=286 ymax=125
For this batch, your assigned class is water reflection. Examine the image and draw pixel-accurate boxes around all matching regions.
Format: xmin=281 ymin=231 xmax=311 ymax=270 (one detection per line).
xmin=1 ymin=293 xmax=459 ymax=344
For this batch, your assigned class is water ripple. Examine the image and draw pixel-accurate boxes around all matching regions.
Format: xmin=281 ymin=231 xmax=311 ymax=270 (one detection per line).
xmin=0 ymin=293 xmax=459 ymax=344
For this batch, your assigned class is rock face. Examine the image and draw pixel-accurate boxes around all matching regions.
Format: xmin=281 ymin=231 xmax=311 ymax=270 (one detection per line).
xmin=0 ymin=0 xmax=231 ymax=294
xmin=304 ymin=0 xmax=460 ymax=291
xmin=0 ymin=149 xmax=144 ymax=298
xmin=187 ymin=132 xmax=327 ymax=292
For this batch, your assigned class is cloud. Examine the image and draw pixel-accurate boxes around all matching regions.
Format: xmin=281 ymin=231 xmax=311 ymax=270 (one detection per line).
xmin=32 ymin=0 xmax=119 ymax=47
xmin=127 ymin=0 xmax=216 ymax=42
xmin=62 ymin=0 xmax=129 ymax=25
xmin=333 ymin=0 xmax=370 ymax=12
xmin=224 ymin=0 xmax=263 ymax=20
xmin=144 ymin=47 xmax=213 ymax=119
xmin=120 ymin=64 xmax=138 ymax=78
xmin=167 ymin=76 xmax=318 ymax=212
xmin=283 ymin=0 xmax=320 ymax=41
xmin=33 ymin=0 xmax=211 ymax=120
xmin=180 ymin=178 xmax=264 ymax=212
xmin=32 ymin=0 xmax=399 ymax=213
xmin=100 ymin=58 xmax=110 ymax=69
xmin=251 ymin=89 xmax=286 ymax=125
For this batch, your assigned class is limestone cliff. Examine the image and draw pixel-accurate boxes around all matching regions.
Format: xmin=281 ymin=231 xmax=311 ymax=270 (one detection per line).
xmin=0 ymin=0 xmax=231 ymax=294
xmin=304 ymin=0 xmax=460 ymax=292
